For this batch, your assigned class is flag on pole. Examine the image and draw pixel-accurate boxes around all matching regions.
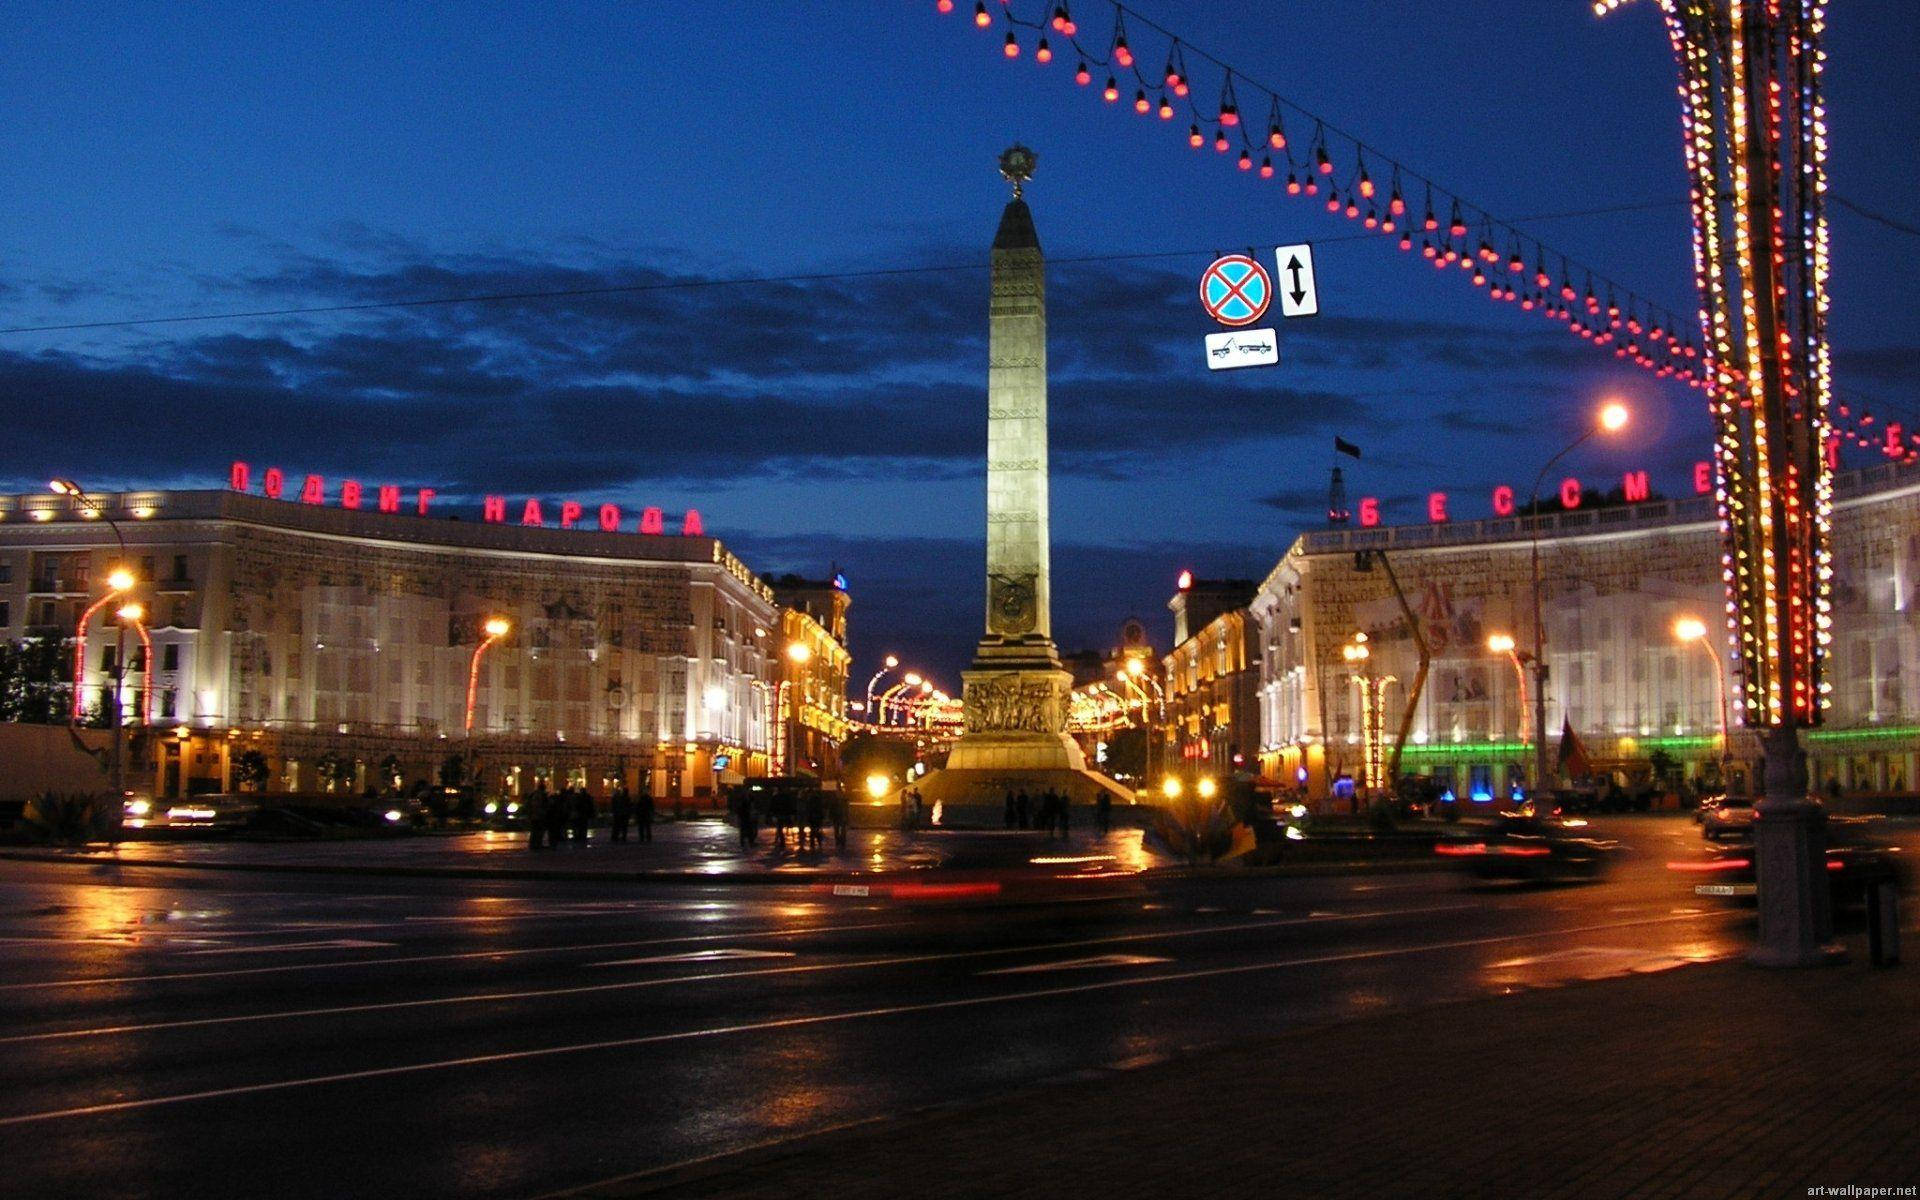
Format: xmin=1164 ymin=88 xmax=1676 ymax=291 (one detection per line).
xmin=1556 ymin=716 xmax=1593 ymax=780
xmin=1334 ymin=436 xmax=1362 ymax=459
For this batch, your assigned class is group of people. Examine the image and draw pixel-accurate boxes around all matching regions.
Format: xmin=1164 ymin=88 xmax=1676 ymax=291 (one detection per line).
xmin=730 ymin=786 xmax=848 ymax=853
xmin=1004 ymin=788 xmax=1088 ymax=838
xmin=525 ymin=782 xmax=652 ymax=850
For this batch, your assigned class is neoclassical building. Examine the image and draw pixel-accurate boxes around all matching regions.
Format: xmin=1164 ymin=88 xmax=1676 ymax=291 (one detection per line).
xmin=0 ymin=485 xmax=790 ymax=800
xmin=1251 ymin=458 xmax=1920 ymax=803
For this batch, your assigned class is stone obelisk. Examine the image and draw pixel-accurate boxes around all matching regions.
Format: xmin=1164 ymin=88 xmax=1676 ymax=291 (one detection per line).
xmin=942 ymin=146 xmax=1090 ymax=779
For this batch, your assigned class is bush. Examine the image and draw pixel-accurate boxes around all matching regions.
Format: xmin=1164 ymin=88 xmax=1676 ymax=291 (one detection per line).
xmin=27 ymin=791 xmax=119 ymax=846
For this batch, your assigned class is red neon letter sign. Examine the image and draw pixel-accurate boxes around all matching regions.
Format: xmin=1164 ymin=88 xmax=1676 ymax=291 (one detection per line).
xmin=1559 ymin=477 xmax=1582 ymax=510
xmin=559 ymin=501 xmax=583 ymax=529
xmin=228 ymin=461 xmax=251 ymax=492
xmin=263 ymin=468 xmax=284 ymax=500
xmin=416 ymin=488 xmax=435 ymax=516
xmin=1693 ymin=461 xmax=1713 ymax=495
xmin=340 ymin=480 xmax=363 ymax=509
xmin=483 ymin=496 xmax=506 ymax=523
xmin=681 ymin=509 xmax=705 ymax=537
xmin=1427 ymin=492 xmax=1449 ymax=523
xmin=520 ymin=499 xmax=544 ymax=527
xmin=1358 ymin=497 xmax=1380 ymax=528
xmin=639 ymin=507 xmax=665 ymax=535
xmin=299 ymin=474 xmax=325 ymax=505
xmin=377 ymin=485 xmax=401 ymax=514
xmin=1491 ymin=485 xmax=1514 ymax=517
xmin=598 ymin=504 xmax=621 ymax=533
xmin=1622 ymin=471 xmax=1650 ymax=502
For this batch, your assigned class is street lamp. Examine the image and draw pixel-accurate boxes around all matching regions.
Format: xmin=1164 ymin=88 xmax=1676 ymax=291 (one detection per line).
xmin=1527 ymin=401 xmax=1630 ymax=801
xmin=108 ymin=600 xmax=151 ymax=800
xmin=864 ymin=654 xmax=900 ymax=715
xmin=1674 ymin=616 xmax=1730 ymax=785
xmin=784 ymin=641 xmax=813 ymax=773
xmin=1486 ymin=633 xmax=1530 ymax=743
xmin=72 ymin=566 xmax=139 ymax=725
xmin=465 ymin=617 xmax=511 ymax=736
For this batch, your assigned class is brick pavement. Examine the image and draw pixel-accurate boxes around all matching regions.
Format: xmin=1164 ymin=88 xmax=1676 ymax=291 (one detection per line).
xmin=591 ymin=948 xmax=1918 ymax=1200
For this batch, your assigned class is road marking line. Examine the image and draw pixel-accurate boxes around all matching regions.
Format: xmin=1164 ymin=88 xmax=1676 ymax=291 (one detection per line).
xmin=0 ymin=917 xmax=921 ymax=992
xmin=590 ymin=948 xmax=795 ymax=966
xmin=979 ymin=954 xmax=1170 ymax=976
xmin=183 ymin=939 xmax=396 ymax=956
xmin=0 ymin=911 xmax=1725 ymax=1128
xmin=0 ymin=904 xmax=1476 ymax=1045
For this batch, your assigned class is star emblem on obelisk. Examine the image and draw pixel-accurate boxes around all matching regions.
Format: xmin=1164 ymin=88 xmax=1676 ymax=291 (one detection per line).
xmin=998 ymin=144 xmax=1037 ymax=198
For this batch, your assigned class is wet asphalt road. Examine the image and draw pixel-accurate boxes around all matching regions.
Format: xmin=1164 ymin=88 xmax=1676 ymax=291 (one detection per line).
xmin=0 ymin=816 xmax=1758 ymax=1199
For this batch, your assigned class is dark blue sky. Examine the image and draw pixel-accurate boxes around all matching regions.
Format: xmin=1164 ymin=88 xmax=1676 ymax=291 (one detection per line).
xmin=3 ymin=2 xmax=1916 ymax=683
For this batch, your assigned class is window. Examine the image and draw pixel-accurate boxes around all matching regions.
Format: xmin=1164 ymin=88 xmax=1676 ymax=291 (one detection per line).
xmin=101 ymin=646 xmax=116 ymax=671
xmin=0 ymin=601 xmax=8 ymax=627
xmin=140 ymin=556 xmax=155 ymax=581
xmin=161 ymin=690 xmax=176 ymax=719
xmin=172 ymin=555 xmax=189 ymax=582
xmin=163 ymin=643 xmax=180 ymax=672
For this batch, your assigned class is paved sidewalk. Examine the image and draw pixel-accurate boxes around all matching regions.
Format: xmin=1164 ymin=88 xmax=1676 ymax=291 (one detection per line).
xmin=592 ymin=944 xmax=1918 ymax=1199
xmin=0 ymin=820 xmax=1172 ymax=883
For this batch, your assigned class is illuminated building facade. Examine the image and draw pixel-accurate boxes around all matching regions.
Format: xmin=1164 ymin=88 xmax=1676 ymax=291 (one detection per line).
xmin=1253 ymin=459 xmax=1920 ymax=803
xmin=1163 ymin=577 xmax=1259 ymax=774
xmin=0 ymin=488 xmax=780 ymax=800
xmin=769 ymin=575 xmax=853 ymax=782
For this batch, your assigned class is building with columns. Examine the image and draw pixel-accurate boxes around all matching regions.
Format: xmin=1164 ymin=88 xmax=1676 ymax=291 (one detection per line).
xmin=1251 ymin=458 xmax=1920 ymax=804
xmin=770 ymin=573 xmax=853 ymax=783
xmin=0 ymin=487 xmax=782 ymax=801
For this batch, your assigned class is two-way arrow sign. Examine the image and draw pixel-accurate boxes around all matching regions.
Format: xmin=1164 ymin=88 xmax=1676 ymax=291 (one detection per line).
xmin=1274 ymin=242 xmax=1319 ymax=318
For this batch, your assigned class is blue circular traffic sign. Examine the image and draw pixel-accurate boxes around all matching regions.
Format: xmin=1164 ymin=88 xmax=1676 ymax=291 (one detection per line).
xmin=1200 ymin=254 xmax=1272 ymax=327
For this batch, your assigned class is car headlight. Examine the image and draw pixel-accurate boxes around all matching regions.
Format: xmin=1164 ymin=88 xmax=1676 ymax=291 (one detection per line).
xmin=505 ymin=801 xmax=520 ymax=814
xmin=383 ymin=809 xmax=404 ymax=822
xmin=125 ymin=799 xmax=152 ymax=817
xmin=483 ymin=801 xmax=499 ymax=815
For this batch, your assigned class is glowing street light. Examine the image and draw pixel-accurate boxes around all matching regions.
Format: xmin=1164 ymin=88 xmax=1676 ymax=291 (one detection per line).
xmin=1161 ymin=776 xmax=1183 ymax=800
xmin=1196 ymin=776 xmax=1218 ymax=800
xmin=465 ymin=616 xmax=512 ymax=735
xmin=1486 ymin=632 xmax=1530 ymax=743
xmin=1674 ymin=616 xmax=1730 ymax=782
xmin=865 ymin=654 xmax=901 ymax=714
xmin=1526 ymin=400 xmax=1632 ymax=795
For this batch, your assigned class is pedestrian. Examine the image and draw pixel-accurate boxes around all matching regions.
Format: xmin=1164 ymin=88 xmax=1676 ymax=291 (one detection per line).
xmin=1004 ymin=789 xmax=1017 ymax=830
xmin=635 ymin=787 xmax=654 ymax=843
xmin=544 ymin=782 xmax=569 ymax=847
xmin=1056 ymin=789 xmax=1070 ymax=840
xmin=831 ymin=790 xmax=849 ymax=850
xmin=609 ymin=782 xmax=632 ymax=843
xmin=1096 ymin=791 xmax=1112 ymax=835
xmin=527 ymin=785 xmax=548 ymax=851
xmin=803 ymin=788 xmax=825 ymax=852
xmin=911 ymin=788 xmax=925 ymax=830
xmin=1015 ymin=790 xmax=1031 ymax=830
xmin=570 ymin=786 xmax=593 ymax=844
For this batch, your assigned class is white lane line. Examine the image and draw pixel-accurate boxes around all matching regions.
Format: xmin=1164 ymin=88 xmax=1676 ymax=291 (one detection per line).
xmin=0 ymin=904 xmax=1476 ymax=1045
xmin=591 ymin=949 xmax=795 ymax=966
xmin=0 ymin=911 xmax=1724 ymax=1128
xmin=184 ymin=939 xmax=396 ymax=956
xmin=978 ymin=954 xmax=1169 ymax=976
xmin=0 ymin=917 xmax=923 ymax=992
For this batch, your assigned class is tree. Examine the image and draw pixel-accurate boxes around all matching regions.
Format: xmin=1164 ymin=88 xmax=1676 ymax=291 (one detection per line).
xmin=0 ymin=636 xmax=74 ymax=724
xmin=377 ymin=754 xmax=403 ymax=793
xmin=233 ymin=749 xmax=270 ymax=792
xmin=315 ymin=752 xmax=355 ymax=793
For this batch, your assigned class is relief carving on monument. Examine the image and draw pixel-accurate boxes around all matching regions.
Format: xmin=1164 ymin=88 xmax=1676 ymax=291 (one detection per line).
xmin=964 ymin=672 xmax=1064 ymax=734
xmin=987 ymin=572 xmax=1038 ymax=637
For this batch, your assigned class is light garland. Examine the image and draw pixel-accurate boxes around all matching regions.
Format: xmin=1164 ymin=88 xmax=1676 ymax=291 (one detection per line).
xmin=933 ymin=0 xmax=1712 ymax=386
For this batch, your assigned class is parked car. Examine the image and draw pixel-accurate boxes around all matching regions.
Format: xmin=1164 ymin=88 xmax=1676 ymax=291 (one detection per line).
xmin=1701 ymin=795 xmax=1758 ymax=841
xmin=122 ymin=793 xmax=260 ymax=831
xmin=1435 ymin=813 xmax=1621 ymax=881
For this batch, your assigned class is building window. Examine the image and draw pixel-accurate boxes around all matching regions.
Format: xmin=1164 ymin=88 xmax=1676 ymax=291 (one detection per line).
xmin=163 ymin=643 xmax=180 ymax=672
xmin=161 ymin=690 xmax=177 ymax=719
xmin=0 ymin=601 xmax=8 ymax=627
xmin=101 ymin=646 xmax=116 ymax=671
xmin=172 ymin=555 xmax=189 ymax=583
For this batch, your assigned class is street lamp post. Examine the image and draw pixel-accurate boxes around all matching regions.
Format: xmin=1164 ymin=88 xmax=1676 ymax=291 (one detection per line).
xmin=1675 ymin=616 xmax=1730 ymax=786
xmin=465 ymin=617 xmax=511 ymax=736
xmin=1486 ymin=633 xmax=1530 ymax=743
xmin=864 ymin=655 xmax=899 ymax=716
xmin=1526 ymin=402 xmax=1629 ymax=804
xmin=784 ymin=641 xmax=812 ymax=775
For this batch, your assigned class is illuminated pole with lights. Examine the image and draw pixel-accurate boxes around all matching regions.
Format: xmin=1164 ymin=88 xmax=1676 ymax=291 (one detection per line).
xmin=1341 ymin=634 xmax=1394 ymax=795
xmin=1602 ymin=0 xmax=1838 ymax=965
xmin=118 ymin=603 xmax=153 ymax=729
xmin=1675 ymin=616 xmax=1731 ymax=782
xmin=465 ymin=617 xmax=511 ymax=736
xmin=72 ymin=567 xmax=137 ymax=725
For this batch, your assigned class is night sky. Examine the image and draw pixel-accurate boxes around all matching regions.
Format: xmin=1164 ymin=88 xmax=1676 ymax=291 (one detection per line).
xmin=4 ymin=2 xmax=1916 ymax=685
